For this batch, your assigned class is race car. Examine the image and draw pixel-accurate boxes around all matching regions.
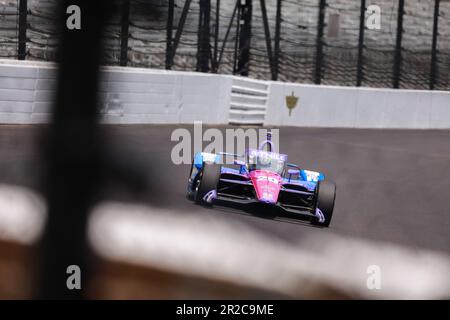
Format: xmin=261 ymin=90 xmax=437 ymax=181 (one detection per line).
xmin=186 ymin=133 xmax=336 ymax=227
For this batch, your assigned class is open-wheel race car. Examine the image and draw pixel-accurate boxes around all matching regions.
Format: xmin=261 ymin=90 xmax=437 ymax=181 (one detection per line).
xmin=186 ymin=133 xmax=336 ymax=227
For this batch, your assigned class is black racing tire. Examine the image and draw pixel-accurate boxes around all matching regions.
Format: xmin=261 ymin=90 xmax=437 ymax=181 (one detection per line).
xmin=311 ymin=181 xmax=336 ymax=227
xmin=194 ymin=162 xmax=221 ymax=205
xmin=186 ymin=161 xmax=196 ymax=201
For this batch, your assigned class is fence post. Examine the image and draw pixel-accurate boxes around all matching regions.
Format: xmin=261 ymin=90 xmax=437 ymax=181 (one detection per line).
xmin=233 ymin=3 xmax=241 ymax=74
xmin=273 ymin=0 xmax=282 ymax=81
xmin=196 ymin=1 xmax=204 ymax=71
xmin=356 ymin=0 xmax=366 ymax=87
xmin=212 ymin=0 xmax=220 ymax=72
xmin=393 ymin=0 xmax=404 ymax=89
xmin=217 ymin=0 xmax=239 ymax=71
xmin=430 ymin=0 xmax=440 ymax=90
xmin=315 ymin=0 xmax=326 ymax=84
xmin=197 ymin=0 xmax=211 ymax=72
xmin=170 ymin=0 xmax=193 ymax=69
xmin=18 ymin=0 xmax=27 ymax=60
xmin=120 ymin=0 xmax=130 ymax=67
xmin=260 ymin=0 xmax=275 ymax=79
xmin=237 ymin=0 xmax=252 ymax=76
xmin=165 ymin=0 xmax=175 ymax=69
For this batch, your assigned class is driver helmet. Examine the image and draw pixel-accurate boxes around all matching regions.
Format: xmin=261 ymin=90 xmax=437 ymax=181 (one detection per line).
xmin=258 ymin=152 xmax=271 ymax=166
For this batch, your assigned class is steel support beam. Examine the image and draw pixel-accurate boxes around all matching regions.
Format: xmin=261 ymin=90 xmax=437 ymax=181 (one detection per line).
xmin=212 ymin=0 xmax=220 ymax=72
xmin=260 ymin=0 xmax=275 ymax=80
xmin=430 ymin=0 xmax=440 ymax=90
xmin=165 ymin=0 xmax=175 ymax=69
xmin=168 ymin=0 xmax=193 ymax=69
xmin=273 ymin=0 xmax=282 ymax=81
xmin=315 ymin=0 xmax=326 ymax=84
xmin=356 ymin=0 xmax=366 ymax=86
xmin=120 ymin=0 xmax=130 ymax=66
xmin=197 ymin=0 xmax=211 ymax=72
xmin=217 ymin=0 xmax=239 ymax=69
xmin=233 ymin=3 xmax=241 ymax=74
xmin=393 ymin=0 xmax=405 ymax=89
xmin=237 ymin=0 xmax=252 ymax=76
xmin=18 ymin=0 xmax=27 ymax=60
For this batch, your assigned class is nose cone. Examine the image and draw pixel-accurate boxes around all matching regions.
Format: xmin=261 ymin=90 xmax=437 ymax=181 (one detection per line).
xmin=250 ymin=170 xmax=282 ymax=204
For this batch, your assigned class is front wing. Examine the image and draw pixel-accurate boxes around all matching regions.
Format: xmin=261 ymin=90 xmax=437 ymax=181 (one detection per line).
xmin=214 ymin=177 xmax=319 ymax=221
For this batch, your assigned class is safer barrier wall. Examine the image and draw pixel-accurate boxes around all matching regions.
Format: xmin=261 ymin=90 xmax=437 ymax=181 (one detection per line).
xmin=265 ymin=82 xmax=450 ymax=129
xmin=1 ymin=60 xmax=449 ymax=128
xmin=0 ymin=60 xmax=232 ymax=125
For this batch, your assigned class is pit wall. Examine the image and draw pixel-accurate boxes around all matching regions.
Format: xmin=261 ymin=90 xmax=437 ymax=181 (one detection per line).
xmin=0 ymin=60 xmax=449 ymax=128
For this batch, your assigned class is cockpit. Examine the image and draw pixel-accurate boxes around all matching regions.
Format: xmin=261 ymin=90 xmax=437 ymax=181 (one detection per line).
xmin=246 ymin=150 xmax=287 ymax=175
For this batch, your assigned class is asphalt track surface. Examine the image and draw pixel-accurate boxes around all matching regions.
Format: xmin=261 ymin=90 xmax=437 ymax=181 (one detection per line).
xmin=0 ymin=124 xmax=449 ymax=254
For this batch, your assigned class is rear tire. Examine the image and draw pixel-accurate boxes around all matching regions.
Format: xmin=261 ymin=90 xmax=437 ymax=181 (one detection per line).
xmin=311 ymin=181 xmax=336 ymax=227
xmin=194 ymin=163 xmax=221 ymax=205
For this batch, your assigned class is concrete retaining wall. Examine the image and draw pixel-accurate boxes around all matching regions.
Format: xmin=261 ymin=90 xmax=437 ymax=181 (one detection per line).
xmin=265 ymin=83 xmax=450 ymax=129
xmin=1 ymin=60 xmax=449 ymax=128
xmin=0 ymin=60 xmax=232 ymax=125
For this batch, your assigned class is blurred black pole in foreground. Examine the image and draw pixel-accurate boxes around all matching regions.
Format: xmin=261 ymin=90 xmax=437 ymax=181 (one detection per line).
xmin=37 ymin=0 xmax=112 ymax=299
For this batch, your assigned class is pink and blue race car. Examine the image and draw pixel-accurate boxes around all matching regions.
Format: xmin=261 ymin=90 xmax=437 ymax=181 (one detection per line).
xmin=186 ymin=133 xmax=336 ymax=227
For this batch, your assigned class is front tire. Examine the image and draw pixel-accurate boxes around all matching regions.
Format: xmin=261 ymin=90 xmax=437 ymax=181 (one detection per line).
xmin=186 ymin=162 xmax=196 ymax=201
xmin=311 ymin=181 xmax=336 ymax=227
xmin=194 ymin=162 xmax=221 ymax=205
